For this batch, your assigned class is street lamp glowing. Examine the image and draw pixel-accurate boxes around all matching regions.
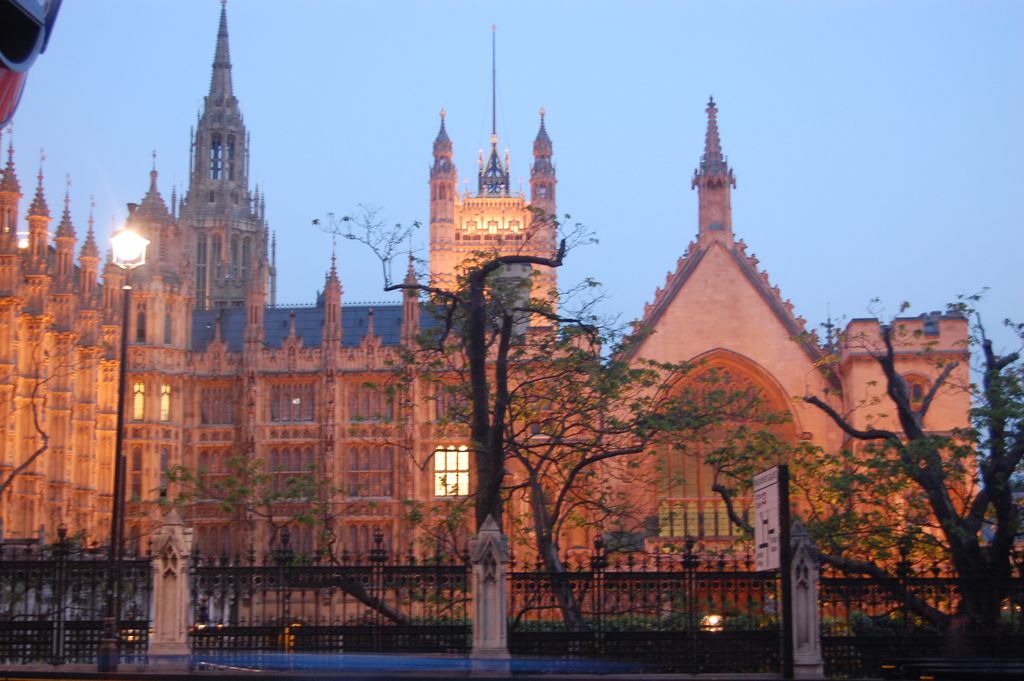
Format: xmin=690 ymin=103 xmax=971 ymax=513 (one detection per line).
xmin=110 ymin=229 xmax=149 ymax=270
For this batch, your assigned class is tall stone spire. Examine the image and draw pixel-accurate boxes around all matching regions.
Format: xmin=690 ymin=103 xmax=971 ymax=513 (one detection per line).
xmin=692 ymin=97 xmax=736 ymax=242
xmin=184 ymin=0 xmax=267 ymax=311
xmin=209 ymin=0 xmax=233 ymax=101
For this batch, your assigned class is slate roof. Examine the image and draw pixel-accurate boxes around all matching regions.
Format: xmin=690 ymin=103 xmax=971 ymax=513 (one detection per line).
xmin=191 ymin=303 xmax=434 ymax=353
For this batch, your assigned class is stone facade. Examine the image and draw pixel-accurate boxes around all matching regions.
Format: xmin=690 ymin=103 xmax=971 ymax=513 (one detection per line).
xmin=0 ymin=6 xmax=969 ymax=557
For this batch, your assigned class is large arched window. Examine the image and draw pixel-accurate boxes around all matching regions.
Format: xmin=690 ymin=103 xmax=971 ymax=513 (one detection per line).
xmin=657 ymin=351 xmax=797 ymax=542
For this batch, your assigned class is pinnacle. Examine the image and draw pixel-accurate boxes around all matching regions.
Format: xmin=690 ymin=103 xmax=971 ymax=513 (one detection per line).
xmin=0 ymin=129 xmax=16 ymax=193
xmin=693 ymin=96 xmax=734 ymax=186
xmin=80 ymin=200 xmax=99 ymax=259
xmin=208 ymin=1 xmax=234 ymax=99
xmin=56 ymin=176 xmax=75 ymax=238
xmin=28 ymin=154 xmax=49 ymax=217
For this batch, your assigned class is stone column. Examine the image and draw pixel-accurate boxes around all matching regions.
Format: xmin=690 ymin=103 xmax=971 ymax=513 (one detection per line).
xmin=790 ymin=520 xmax=825 ymax=679
xmin=470 ymin=515 xmax=510 ymax=661
xmin=148 ymin=508 xmax=194 ymax=668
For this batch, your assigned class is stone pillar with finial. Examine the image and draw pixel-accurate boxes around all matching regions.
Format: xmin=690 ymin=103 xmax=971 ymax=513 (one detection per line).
xmin=148 ymin=509 xmax=194 ymax=668
xmin=790 ymin=520 xmax=825 ymax=679
xmin=469 ymin=515 xmax=510 ymax=662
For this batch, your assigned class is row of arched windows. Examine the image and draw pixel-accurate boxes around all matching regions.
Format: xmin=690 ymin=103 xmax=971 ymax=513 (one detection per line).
xmin=269 ymin=447 xmax=316 ymax=494
xmin=349 ymin=384 xmax=394 ymax=421
xmin=200 ymin=385 xmax=235 ymax=424
xmin=348 ymin=446 xmax=393 ymax=497
xmin=270 ymin=384 xmax=315 ymax=422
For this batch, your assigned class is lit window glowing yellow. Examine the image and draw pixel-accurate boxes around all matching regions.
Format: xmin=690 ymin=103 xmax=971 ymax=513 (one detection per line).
xmin=434 ymin=445 xmax=469 ymax=496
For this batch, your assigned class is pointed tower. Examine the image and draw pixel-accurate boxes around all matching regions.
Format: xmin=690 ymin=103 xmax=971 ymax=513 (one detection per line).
xmin=401 ymin=253 xmax=419 ymax=345
xmin=321 ymin=252 xmax=341 ymax=345
xmin=0 ymin=133 xmax=20 ymax=254
xmin=529 ymin=108 xmax=556 ymax=217
xmin=429 ymin=109 xmax=457 ymax=245
xmin=0 ymin=133 xmax=22 ymax=294
xmin=692 ymin=96 xmax=736 ymax=243
xmin=26 ymin=157 xmax=50 ymax=274
xmin=244 ymin=261 xmax=266 ymax=349
xmin=78 ymin=203 xmax=100 ymax=310
xmin=181 ymin=2 xmax=268 ymax=311
xmin=54 ymin=178 xmax=76 ymax=291
xmin=426 ymin=27 xmax=558 ymax=305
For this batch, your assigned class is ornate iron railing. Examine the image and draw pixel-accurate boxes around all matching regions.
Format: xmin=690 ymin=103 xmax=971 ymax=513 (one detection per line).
xmin=508 ymin=539 xmax=781 ymax=673
xmin=189 ymin=531 xmax=471 ymax=658
xmin=0 ymin=540 xmax=151 ymax=664
xmin=820 ymin=562 xmax=1024 ymax=678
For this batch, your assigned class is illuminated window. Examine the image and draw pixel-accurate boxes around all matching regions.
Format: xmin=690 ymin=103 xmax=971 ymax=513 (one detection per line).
xmin=903 ymin=374 xmax=929 ymax=408
xmin=160 ymin=384 xmax=171 ymax=422
xmin=132 ymin=382 xmax=145 ymax=421
xmin=434 ymin=445 xmax=469 ymax=497
xmin=659 ymin=500 xmax=745 ymax=539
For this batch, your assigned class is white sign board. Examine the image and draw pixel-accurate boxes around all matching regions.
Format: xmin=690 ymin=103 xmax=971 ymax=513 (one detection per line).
xmin=753 ymin=466 xmax=781 ymax=571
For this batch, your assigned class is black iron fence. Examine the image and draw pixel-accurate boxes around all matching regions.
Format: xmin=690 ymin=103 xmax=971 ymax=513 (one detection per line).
xmin=0 ymin=537 xmax=151 ymax=665
xmin=189 ymin=530 xmax=471 ymax=660
xmin=820 ymin=562 xmax=1024 ymax=678
xmin=508 ymin=539 xmax=781 ymax=674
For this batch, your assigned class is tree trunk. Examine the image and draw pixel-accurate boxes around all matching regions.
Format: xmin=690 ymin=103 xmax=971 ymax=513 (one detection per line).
xmin=530 ymin=482 xmax=585 ymax=632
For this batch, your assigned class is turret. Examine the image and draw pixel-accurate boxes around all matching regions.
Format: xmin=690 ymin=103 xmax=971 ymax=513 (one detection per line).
xmin=692 ymin=96 xmax=736 ymax=243
xmin=0 ymin=133 xmax=22 ymax=294
xmin=529 ymin=107 xmax=556 ymax=218
xmin=429 ymin=109 xmax=457 ymax=241
xmin=0 ymin=132 xmax=20 ymax=253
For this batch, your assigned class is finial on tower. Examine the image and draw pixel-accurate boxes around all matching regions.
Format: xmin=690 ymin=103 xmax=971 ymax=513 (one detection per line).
xmin=693 ymin=95 xmax=734 ymax=185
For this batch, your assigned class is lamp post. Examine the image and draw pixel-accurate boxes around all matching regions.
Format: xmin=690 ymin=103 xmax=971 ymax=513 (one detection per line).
xmin=97 ymin=226 xmax=149 ymax=672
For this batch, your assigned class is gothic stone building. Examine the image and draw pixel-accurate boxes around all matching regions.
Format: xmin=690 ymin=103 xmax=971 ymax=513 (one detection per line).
xmin=0 ymin=6 xmax=968 ymax=556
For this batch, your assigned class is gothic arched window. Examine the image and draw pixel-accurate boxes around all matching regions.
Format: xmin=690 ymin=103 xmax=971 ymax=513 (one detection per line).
xmin=209 ymin=134 xmax=222 ymax=179
xmin=226 ymin=135 xmax=235 ymax=180
xmin=135 ymin=303 xmax=146 ymax=343
xmin=212 ymin=236 xmax=223 ymax=279
xmin=242 ymin=237 xmax=251 ymax=282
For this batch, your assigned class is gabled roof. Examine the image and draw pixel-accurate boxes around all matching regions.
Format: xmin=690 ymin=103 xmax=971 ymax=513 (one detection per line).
xmin=624 ymin=237 xmax=826 ymax=369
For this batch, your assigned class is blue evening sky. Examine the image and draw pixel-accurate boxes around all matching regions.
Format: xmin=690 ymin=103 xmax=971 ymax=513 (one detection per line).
xmin=10 ymin=1 xmax=1023 ymax=351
